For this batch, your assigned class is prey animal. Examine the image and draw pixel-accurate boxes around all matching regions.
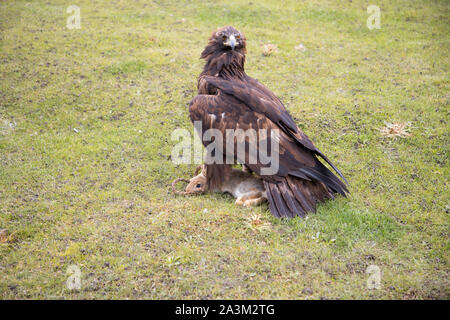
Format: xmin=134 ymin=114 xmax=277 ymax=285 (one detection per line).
xmin=172 ymin=165 xmax=267 ymax=207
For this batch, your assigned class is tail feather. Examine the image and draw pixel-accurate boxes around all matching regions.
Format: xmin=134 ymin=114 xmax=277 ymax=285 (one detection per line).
xmin=264 ymin=184 xmax=281 ymax=218
xmin=265 ymin=181 xmax=293 ymax=218
xmin=296 ymin=161 xmax=348 ymax=196
xmin=278 ymin=183 xmax=299 ymax=218
xmin=286 ymin=177 xmax=315 ymax=213
xmin=315 ymin=151 xmax=348 ymax=185
xmin=264 ymin=171 xmax=346 ymax=218
xmin=297 ymin=168 xmax=347 ymax=196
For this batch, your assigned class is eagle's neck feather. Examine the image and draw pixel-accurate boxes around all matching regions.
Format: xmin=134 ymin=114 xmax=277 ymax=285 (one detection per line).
xmin=200 ymin=49 xmax=246 ymax=81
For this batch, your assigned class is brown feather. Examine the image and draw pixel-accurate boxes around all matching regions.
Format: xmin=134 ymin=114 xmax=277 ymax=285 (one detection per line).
xmin=189 ymin=27 xmax=348 ymax=218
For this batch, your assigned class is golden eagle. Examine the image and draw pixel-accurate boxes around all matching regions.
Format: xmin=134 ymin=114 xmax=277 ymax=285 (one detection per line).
xmin=189 ymin=26 xmax=348 ymax=218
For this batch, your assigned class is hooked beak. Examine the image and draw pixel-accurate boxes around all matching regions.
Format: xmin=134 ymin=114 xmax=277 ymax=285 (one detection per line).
xmin=224 ymin=34 xmax=236 ymax=50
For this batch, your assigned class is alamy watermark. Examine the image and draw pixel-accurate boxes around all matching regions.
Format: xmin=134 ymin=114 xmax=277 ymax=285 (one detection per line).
xmin=366 ymin=265 xmax=381 ymax=290
xmin=66 ymin=5 xmax=81 ymax=29
xmin=171 ymin=121 xmax=280 ymax=175
xmin=367 ymin=5 xmax=381 ymax=30
xmin=66 ymin=264 xmax=81 ymax=290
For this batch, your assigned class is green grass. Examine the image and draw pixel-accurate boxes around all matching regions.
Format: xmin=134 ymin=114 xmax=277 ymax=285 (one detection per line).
xmin=0 ymin=0 xmax=448 ymax=299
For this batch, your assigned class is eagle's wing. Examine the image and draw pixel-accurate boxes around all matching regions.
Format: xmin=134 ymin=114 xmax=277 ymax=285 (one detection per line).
xmin=199 ymin=76 xmax=347 ymax=183
xmin=189 ymin=86 xmax=348 ymax=218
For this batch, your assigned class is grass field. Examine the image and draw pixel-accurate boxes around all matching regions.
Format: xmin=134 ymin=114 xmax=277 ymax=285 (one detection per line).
xmin=0 ymin=0 xmax=448 ymax=299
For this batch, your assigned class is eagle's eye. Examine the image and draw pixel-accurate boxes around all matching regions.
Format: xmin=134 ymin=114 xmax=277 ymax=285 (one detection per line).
xmin=235 ymin=34 xmax=241 ymax=40
xmin=221 ymin=35 xmax=227 ymax=41
xmin=196 ymin=184 xmax=201 ymax=188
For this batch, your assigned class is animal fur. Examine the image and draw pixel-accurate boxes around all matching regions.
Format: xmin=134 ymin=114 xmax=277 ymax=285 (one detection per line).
xmin=184 ymin=165 xmax=267 ymax=207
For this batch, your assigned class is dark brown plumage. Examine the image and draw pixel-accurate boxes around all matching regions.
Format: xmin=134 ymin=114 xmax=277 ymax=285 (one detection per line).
xmin=189 ymin=26 xmax=348 ymax=218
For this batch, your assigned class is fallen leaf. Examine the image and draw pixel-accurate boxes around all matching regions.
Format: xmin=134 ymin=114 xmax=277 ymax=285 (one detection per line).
xmin=262 ymin=43 xmax=277 ymax=56
xmin=380 ymin=121 xmax=411 ymax=137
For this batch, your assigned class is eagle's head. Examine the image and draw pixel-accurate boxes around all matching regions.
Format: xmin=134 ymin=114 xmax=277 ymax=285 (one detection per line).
xmin=213 ymin=26 xmax=246 ymax=51
xmin=201 ymin=26 xmax=246 ymax=60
